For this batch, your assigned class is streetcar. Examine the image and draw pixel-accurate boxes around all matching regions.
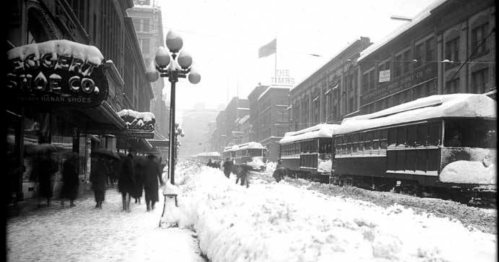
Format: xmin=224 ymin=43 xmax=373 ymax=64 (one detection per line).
xmin=331 ymin=94 xmax=496 ymax=204
xmin=225 ymin=142 xmax=267 ymax=171
xmin=279 ymin=124 xmax=339 ymax=182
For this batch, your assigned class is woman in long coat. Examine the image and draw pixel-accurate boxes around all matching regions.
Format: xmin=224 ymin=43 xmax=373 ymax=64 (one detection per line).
xmin=90 ymin=155 xmax=109 ymax=208
xmin=37 ymin=153 xmax=59 ymax=207
xmin=119 ymin=149 xmax=136 ymax=212
xmin=133 ymin=156 xmax=146 ymax=204
xmin=60 ymin=153 xmax=79 ymax=207
xmin=143 ymin=154 xmax=164 ymax=211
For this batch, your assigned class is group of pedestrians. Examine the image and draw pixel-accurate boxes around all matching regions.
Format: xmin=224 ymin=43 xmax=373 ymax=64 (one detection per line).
xmin=217 ymin=158 xmax=287 ymax=187
xmin=93 ymin=148 xmax=165 ymax=212
xmin=29 ymin=146 xmax=164 ymax=213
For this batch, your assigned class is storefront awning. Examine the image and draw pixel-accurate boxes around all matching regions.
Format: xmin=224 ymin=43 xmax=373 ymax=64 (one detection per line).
xmin=54 ymin=101 xmax=126 ymax=134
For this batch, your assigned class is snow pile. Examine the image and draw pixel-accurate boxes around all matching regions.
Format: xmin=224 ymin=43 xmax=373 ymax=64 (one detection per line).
xmin=169 ymin=163 xmax=496 ymax=262
xmin=246 ymin=157 xmax=265 ymax=169
xmin=317 ymin=159 xmax=332 ymax=172
xmin=440 ymin=161 xmax=496 ymax=185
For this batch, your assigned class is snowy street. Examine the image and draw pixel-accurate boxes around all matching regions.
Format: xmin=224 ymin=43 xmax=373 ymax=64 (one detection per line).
xmin=8 ymin=161 xmax=497 ymax=262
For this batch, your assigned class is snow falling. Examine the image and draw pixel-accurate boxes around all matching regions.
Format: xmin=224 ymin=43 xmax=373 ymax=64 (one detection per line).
xmin=7 ymin=160 xmax=497 ymax=262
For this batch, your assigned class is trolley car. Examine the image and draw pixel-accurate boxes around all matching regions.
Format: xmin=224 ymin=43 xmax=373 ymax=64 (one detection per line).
xmin=279 ymin=124 xmax=339 ymax=182
xmin=331 ymin=94 xmax=496 ymax=203
xmin=224 ymin=142 xmax=267 ymax=171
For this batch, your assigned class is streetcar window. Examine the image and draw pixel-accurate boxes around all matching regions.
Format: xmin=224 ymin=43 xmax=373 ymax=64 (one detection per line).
xmin=388 ymin=128 xmax=397 ymax=147
xmin=428 ymin=122 xmax=442 ymax=146
xmin=352 ymin=133 xmax=359 ymax=153
xmin=407 ymin=126 xmax=417 ymax=147
xmin=365 ymin=132 xmax=373 ymax=152
xmin=372 ymin=130 xmax=380 ymax=151
xmin=445 ymin=119 xmax=496 ymax=148
xmin=397 ymin=126 xmax=407 ymax=146
xmin=358 ymin=133 xmax=364 ymax=154
xmin=380 ymin=129 xmax=388 ymax=149
xmin=416 ymin=124 xmax=428 ymax=147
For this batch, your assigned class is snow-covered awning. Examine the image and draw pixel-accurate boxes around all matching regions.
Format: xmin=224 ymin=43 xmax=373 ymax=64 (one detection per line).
xmin=6 ymin=40 xmax=109 ymax=108
xmin=117 ymin=109 xmax=156 ymax=138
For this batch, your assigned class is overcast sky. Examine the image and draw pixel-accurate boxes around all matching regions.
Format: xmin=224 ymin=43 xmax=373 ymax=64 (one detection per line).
xmin=158 ymin=0 xmax=438 ymax=111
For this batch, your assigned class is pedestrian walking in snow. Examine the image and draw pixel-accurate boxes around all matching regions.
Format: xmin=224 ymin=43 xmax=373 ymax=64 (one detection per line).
xmin=143 ymin=154 xmax=164 ymax=211
xmin=222 ymin=158 xmax=233 ymax=178
xmin=133 ymin=156 xmax=146 ymax=204
xmin=119 ymin=148 xmax=136 ymax=212
xmin=236 ymin=164 xmax=251 ymax=188
xmin=60 ymin=153 xmax=79 ymax=208
xmin=272 ymin=159 xmax=287 ymax=183
xmin=36 ymin=153 xmax=59 ymax=207
xmin=90 ymin=155 xmax=109 ymax=209
xmin=207 ymin=159 xmax=214 ymax=168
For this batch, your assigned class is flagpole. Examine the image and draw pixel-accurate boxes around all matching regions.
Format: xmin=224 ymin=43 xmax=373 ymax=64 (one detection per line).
xmin=274 ymin=32 xmax=277 ymax=84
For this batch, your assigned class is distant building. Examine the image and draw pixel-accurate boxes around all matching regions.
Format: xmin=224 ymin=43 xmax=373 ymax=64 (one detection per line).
xmin=128 ymin=0 xmax=169 ymax=139
xmin=179 ymin=108 xmax=220 ymax=159
xmin=248 ymin=85 xmax=291 ymax=162
xmin=224 ymin=97 xmax=250 ymax=146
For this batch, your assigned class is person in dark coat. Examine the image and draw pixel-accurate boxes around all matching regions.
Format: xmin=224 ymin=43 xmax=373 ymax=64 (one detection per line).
xmin=222 ymin=158 xmax=234 ymax=178
xmin=236 ymin=164 xmax=251 ymax=188
xmin=36 ymin=153 xmax=59 ymax=207
xmin=119 ymin=148 xmax=136 ymax=212
xmin=60 ymin=153 xmax=79 ymax=207
xmin=207 ymin=159 xmax=214 ymax=168
xmin=273 ymin=159 xmax=287 ymax=183
xmin=143 ymin=154 xmax=165 ymax=211
xmin=90 ymin=155 xmax=109 ymax=209
xmin=133 ymin=156 xmax=145 ymax=204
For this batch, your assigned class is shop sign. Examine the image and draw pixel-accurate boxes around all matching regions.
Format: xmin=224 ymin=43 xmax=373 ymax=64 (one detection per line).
xmin=361 ymin=63 xmax=437 ymax=105
xmin=121 ymin=131 xmax=155 ymax=139
xmin=6 ymin=40 xmax=108 ymax=107
xmin=271 ymin=70 xmax=295 ymax=86
xmin=117 ymin=109 xmax=155 ymax=139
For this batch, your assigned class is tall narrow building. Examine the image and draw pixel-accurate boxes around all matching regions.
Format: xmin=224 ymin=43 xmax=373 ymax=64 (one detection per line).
xmin=128 ymin=0 xmax=169 ymax=139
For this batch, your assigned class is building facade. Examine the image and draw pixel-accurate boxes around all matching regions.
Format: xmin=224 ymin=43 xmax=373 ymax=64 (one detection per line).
xmin=224 ymin=97 xmax=250 ymax=146
xmin=358 ymin=0 xmax=496 ymax=114
xmin=5 ymin=0 xmax=153 ymax=201
xmin=290 ymin=37 xmax=372 ymax=131
xmin=248 ymin=85 xmax=291 ymax=162
xmin=127 ymin=0 xmax=169 ymax=139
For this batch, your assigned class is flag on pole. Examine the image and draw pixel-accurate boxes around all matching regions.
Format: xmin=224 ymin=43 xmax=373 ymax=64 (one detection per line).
xmin=258 ymin=39 xmax=276 ymax=58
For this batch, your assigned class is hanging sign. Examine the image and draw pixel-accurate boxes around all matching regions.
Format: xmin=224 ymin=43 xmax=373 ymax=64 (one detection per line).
xmin=117 ymin=109 xmax=156 ymax=139
xmin=6 ymin=40 xmax=109 ymax=107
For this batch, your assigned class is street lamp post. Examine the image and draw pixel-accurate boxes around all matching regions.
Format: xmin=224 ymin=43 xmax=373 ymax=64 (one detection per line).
xmin=146 ymin=30 xmax=201 ymax=185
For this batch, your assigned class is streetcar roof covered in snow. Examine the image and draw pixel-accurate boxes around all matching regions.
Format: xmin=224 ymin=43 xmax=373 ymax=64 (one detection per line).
xmin=196 ymin=152 xmax=221 ymax=157
xmin=336 ymin=94 xmax=497 ymax=135
xmin=279 ymin=124 xmax=340 ymax=144
xmin=236 ymin=142 xmax=266 ymax=150
xmin=223 ymin=145 xmax=239 ymax=152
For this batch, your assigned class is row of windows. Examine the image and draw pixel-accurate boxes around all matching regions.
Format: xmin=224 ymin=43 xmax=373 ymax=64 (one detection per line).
xmin=334 ymin=122 xmax=443 ymax=156
xmin=281 ymin=139 xmax=332 ymax=156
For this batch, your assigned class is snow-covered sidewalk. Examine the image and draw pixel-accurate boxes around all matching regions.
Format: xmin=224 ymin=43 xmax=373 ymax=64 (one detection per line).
xmin=7 ymin=188 xmax=206 ymax=262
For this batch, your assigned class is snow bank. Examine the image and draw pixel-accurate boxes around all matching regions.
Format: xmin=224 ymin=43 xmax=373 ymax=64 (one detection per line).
xmin=166 ymin=162 xmax=496 ymax=262
xmin=440 ymin=161 xmax=496 ymax=185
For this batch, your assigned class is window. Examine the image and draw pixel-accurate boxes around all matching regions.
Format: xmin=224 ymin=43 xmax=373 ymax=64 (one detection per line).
xmin=445 ymin=78 xmax=460 ymax=94
xmin=394 ymin=54 xmax=402 ymax=78
xmin=396 ymin=126 xmax=407 ymax=146
xmin=372 ymin=130 xmax=380 ymax=153
xmin=407 ymin=126 xmax=417 ymax=147
xmin=143 ymin=19 xmax=150 ymax=32
xmin=414 ymin=43 xmax=424 ymax=68
xmin=425 ymin=37 xmax=435 ymax=62
xmin=445 ymin=37 xmax=460 ymax=65
xmin=402 ymin=50 xmax=411 ymax=74
xmin=416 ymin=124 xmax=428 ymax=146
xmin=472 ymin=69 xmax=489 ymax=94
xmin=428 ymin=122 xmax=442 ymax=146
xmin=471 ymin=23 xmax=489 ymax=56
